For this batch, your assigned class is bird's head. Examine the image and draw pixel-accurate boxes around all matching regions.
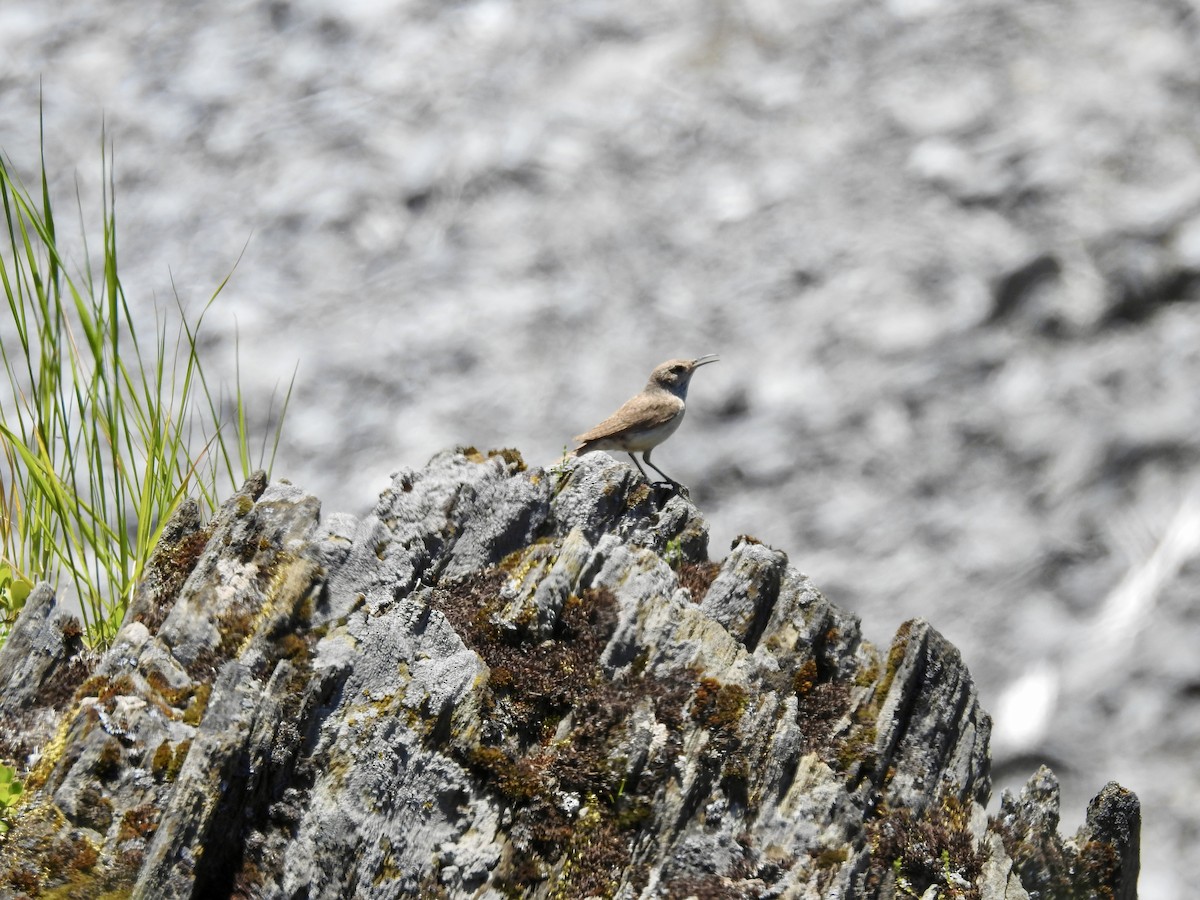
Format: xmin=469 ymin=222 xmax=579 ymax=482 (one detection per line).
xmin=648 ymin=354 xmax=719 ymax=397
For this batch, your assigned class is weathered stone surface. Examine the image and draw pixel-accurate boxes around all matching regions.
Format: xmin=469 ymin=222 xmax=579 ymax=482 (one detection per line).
xmin=0 ymin=582 xmax=92 ymax=776
xmin=992 ymin=767 xmax=1140 ymax=900
xmin=0 ymin=584 xmax=85 ymax=719
xmin=0 ymin=449 xmax=1138 ymax=898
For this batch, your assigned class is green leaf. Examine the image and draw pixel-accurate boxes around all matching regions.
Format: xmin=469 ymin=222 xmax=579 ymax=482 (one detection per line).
xmin=8 ymin=578 xmax=31 ymax=608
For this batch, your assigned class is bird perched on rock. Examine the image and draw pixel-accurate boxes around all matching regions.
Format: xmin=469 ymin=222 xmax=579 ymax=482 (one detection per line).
xmin=571 ymin=355 xmax=718 ymax=488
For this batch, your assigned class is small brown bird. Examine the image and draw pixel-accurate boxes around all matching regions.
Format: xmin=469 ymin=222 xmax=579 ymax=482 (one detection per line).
xmin=572 ymin=355 xmax=719 ymax=487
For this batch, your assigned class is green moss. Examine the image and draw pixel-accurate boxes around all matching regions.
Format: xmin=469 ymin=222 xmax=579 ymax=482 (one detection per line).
xmin=878 ymin=621 xmax=914 ymax=701
xmin=166 ymin=740 xmax=192 ymax=781
xmin=143 ymin=668 xmax=195 ymax=708
xmin=855 ymin=653 xmax=881 ymax=689
xmin=812 ymin=846 xmax=848 ymax=868
xmin=498 ymin=538 xmax=559 ymax=577
xmin=549 ymin=801 xmax=630 ymax=900
xmin=150 ymin=741 xmax=173 ymax=781
xmin=691 ymin=678 xmax=748 ymax=753
xmin=834 ymin=724 xmax=878 ymax=771
xmin=614 ymin=798 xmax=652 ymax=830
xmin=182 ymin=683 xmax=211 ymax=726
xmin=814 ymin=628 xmax=913 ymax=777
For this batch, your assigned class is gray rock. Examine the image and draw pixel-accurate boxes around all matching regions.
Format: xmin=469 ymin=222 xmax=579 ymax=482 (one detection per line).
xmin=0 ymin=583 xmax=85 ymax=718
xmin=0 ymin=450 xmax=1137 ymax=898
xmin=0 ymin=582 xmax=91 ymax=771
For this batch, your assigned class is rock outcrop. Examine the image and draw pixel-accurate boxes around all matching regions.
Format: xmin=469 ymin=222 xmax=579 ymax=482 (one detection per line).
xmin=0 ymin=449 xmax=1139 ymax=898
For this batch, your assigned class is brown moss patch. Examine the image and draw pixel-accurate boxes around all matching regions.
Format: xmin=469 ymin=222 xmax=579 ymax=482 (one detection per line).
xmin=78 ymin=673 xmax=138 ymax=707
xmin=135 ymin=525 xmax=214 ymax=634
xmin=93 ymin=738 xmax=123 ymax=781
xmin=143 ymin=667 xmax=196 ymax=708
xmin=793 ymin=659 xmax=818 ymax=696
xmin=866 ymin=791 xmax=982 ymax=899
xmin=665 ymin=875 xmax=757 ymax=899
xmin=783 ymin=625 xmax=862 ymax=768
xmin=551 ymin=809 xmax=631 ymax=900
xmin=433 ymin=570 xmax=698 ymax=898
xmin=801 ymin=681 xmax=854 ymax=760
xmin=690 ymin=677 xmax=747 ymax=755
xmin=993 ymin=817 xmax=1121 ymax=899
xmin=116 ymin=804 xmax=160 ymax=843
xmin=677 ymin=561 xmax=722 ymax=602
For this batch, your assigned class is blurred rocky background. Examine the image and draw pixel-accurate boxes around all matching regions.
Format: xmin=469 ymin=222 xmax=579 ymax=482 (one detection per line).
xmin=1 ymin=0 xmax=1197 ymax=895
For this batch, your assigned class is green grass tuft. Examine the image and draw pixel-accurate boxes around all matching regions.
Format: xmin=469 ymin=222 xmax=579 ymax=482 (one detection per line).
xmin=0 ymin=119 xmax=293 ymax=647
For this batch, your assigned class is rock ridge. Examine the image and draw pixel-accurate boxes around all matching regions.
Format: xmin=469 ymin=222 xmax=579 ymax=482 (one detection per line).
xmin=0 ymin=448 xmax=1139 ymax=898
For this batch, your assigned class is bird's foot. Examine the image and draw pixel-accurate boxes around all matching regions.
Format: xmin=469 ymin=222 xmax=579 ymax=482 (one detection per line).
xmin=651 ymin=479 xmax=689 ymax=498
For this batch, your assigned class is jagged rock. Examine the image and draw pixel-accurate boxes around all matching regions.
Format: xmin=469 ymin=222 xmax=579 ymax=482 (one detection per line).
xmin=0 ymin=449 xmax=1139 ymax=898
xmin=993 ymin=768 xmax=1140 ymax=900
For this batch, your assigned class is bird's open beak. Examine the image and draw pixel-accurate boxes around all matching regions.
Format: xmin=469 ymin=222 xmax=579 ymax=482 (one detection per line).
xmin=692 ymin=354 xmax=720 ymax=368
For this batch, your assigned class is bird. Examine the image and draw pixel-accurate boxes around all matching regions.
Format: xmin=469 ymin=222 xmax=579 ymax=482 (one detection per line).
xmin=571 ymin=354 xmax=719 ymax=488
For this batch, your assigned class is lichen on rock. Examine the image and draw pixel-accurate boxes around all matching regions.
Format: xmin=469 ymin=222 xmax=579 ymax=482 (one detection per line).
xmin=0 ymin=449 xmax=1139 ymax=898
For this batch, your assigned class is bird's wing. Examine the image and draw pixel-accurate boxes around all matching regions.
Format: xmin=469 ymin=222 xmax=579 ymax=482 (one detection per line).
xmin=574 ymin=394 xmax=681 ymax=443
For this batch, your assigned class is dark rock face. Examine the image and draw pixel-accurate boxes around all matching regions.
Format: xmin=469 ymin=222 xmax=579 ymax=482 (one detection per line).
xmin=0 ymin=450 xmax=1138 ymax=898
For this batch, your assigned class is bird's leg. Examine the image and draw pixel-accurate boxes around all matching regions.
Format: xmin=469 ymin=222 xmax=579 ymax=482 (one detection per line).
xmin=642 ymin=450 xmax=683 ymax=491
xmin=626 ymin=453 xmax=652 ymax=482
